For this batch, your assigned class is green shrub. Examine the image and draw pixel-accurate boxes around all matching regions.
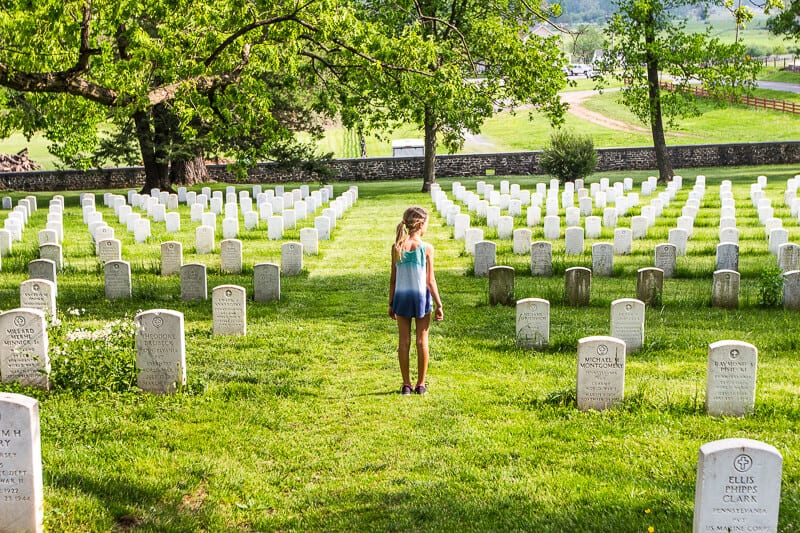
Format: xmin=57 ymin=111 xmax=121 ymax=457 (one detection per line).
xmin=48 ymin=311 xmax=138 ymax=392
xmin=757 ymin=265 xmax=784 ymax=308
xmin=538 ymin=129 xmax=598 ymax=183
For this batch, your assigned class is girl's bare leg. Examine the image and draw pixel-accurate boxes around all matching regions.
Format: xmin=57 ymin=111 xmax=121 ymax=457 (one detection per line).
xmin=397 ymin=316 xmax=412 ymax=386
xmin=414 ymin=314 xmax=431 ymax=386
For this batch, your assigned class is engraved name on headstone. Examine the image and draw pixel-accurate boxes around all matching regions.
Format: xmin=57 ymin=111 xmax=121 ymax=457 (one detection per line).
xmin=212 ymin=285 xmax=247 ymax=336
xmin=0 ymin=393 xmax=44 ymax=533
xmin=693 ymin=438 xmax=782 ymax=533
xmin=253 ymin=263 xmax=281 ymax=302
xmin=104 ymin=260 xmax=132 ymax=299
xmin=610 ymin=298 xmax=645 ymax=353
xmin=706 ymin=341 xmax=757 ymax=417
xmin=515 ymin=298 xmax=549 ymax=349
xmin=0 ymin=309 xmax=50 ymax=390
xmin=135 ymin=310 xmax=186 ymax=394
xmin=576 ymin=336 xmax=626 ymax=411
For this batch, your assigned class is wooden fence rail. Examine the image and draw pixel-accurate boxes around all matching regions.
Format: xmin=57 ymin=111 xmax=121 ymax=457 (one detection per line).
xmin=660 ymin=82 xmax=800 ymax=115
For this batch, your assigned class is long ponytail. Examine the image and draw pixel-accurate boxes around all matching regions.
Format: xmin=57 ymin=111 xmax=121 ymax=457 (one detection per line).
xmin=394 ymin=206 xmax=428 ymax=254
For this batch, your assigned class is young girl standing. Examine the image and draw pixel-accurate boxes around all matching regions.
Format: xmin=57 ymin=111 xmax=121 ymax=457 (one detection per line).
xmin=388 ymin=206 xmax=443 ymax=395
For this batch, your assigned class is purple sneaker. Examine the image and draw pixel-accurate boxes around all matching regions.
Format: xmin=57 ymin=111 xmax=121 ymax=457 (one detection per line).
xmin=414 ymin=384 xmax=427 ymax=395
xmin=401 ymin=384 xmax=413 ymax=396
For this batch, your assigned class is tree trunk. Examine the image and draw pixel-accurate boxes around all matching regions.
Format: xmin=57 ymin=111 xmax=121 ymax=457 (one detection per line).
xmin=133 ymin=110 xmax=171 ymax=193
xmin=170 ymin=151 xmax=209 ymax=186
xmin=645 ymin=10 xmax=673 ymax=183
xmin=421 ymin=105 xmax=438 ymax=193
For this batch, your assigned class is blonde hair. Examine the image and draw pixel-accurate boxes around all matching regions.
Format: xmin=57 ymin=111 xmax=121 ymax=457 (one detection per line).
xmin=394 ymin=206 xmax=428 ymax=253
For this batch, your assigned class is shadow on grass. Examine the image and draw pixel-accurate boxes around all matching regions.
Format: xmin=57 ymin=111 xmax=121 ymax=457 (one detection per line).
xmin=46 ymin=471 xmax=209 ymax=532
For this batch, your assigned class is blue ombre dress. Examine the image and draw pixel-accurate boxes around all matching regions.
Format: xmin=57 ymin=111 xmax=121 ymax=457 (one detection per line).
xmin=392 ymin=243 xmax=433 ymax=318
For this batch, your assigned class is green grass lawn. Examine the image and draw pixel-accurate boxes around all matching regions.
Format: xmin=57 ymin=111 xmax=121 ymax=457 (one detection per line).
xmin=1 ymin=166 xmax=800 ymax=530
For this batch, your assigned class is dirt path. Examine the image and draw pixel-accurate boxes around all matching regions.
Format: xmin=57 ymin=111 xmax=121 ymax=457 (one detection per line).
xmin=561 ymin=89 xmax=697 ymax=138
xmin=561 ymin=90 xmax=651 ymax=133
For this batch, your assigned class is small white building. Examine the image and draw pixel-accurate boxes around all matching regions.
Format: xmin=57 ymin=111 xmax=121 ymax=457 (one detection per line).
xmin=392 ymin=139 xmax=425 ymax=157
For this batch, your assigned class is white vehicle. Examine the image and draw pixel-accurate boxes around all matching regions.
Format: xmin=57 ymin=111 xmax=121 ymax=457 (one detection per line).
xmin=569 ymin=63 xmax=594 ymax=77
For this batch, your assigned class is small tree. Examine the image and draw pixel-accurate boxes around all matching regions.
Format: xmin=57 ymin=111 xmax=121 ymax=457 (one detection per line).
xmin=538 ymin=130 xmax=598 ymax=183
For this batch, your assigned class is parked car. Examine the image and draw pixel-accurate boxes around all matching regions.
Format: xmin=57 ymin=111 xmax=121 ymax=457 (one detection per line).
xmin=569 ymin=63 xmax=594 ymax=77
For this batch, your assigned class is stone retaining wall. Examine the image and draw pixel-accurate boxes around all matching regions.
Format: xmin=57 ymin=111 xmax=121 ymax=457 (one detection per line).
xmin=2 ymin=141 xmax=799 ymax=191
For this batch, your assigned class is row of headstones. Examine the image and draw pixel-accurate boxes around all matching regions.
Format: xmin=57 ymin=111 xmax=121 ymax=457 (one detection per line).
xmin=85 ymin=185 xmax=356 ymax=246
xmin=441 ymin=176 xmax=800 ymax=259
xmin=746 ymin=178 xmax=800 ymax=260
xmin=9 ymin=186 xmax=355 ymax=280
xmin=574 ymin=335 xmax=759 ymax=417
xmin=484 ymin=264 xmax=800 ymax=310
xmin=0 ymin=299 xmax=247 ymax=395
xmin=20 ymin=250 xmax=290 ymax=313
xmin=0 ymin=195 xmax=47 ymax=272
xmin=433 ymin=175 xmax=690 ymax=243
xmin=472 ymin=237 xmax=800 ymax=279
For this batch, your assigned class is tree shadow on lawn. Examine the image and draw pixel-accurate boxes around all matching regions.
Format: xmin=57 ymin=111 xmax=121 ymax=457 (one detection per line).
xmin=262 ymin=483 xmax=692 ymax=532
xmin=47 ymin=470 xmax=208 ymax=532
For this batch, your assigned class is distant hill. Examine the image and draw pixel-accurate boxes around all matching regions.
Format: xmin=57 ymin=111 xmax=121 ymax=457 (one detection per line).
xmin=555 ymin=0 xmax=708 ymax=24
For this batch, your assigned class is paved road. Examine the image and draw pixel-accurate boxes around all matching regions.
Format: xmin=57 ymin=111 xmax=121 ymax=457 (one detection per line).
xmin=757 ymin=80 xmax=800 ymax=93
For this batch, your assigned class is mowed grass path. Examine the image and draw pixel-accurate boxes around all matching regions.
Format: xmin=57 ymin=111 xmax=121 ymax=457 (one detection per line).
xmin=1 ymin=169 xmax=800 ymax=531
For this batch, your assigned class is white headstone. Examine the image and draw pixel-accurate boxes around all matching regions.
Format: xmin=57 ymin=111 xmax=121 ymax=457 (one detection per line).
xmin=97 ymin=238 xmax=122 ymax=263
xmin=693 ymin=438 xmax=782 ymax=533
xmin=784 ymin=270 xmax=800 ymax=310
xmin=282 ymin=242 xmax=303 ymax=275
xmin=268 ymin=216 xmax=284 ymax=240
xmin=300 ymin=228 xmax=319 ymax=255
xmin=530 ymin=241 xmax=552 ymax=276
xmin=576 ymin=336 xmax=626 ymax=411
xmin=516 ymin=298 xmax=549 ymax=349
xmin=0 ymin=309 xmax=49 ymax=390
xmin=474 ymin=241 xmax=496 ymax=277
xmin=668 ymin=228 xmax=689 ymax=256
xmin=196 ymin=225 xmax=215 ymax=254
xmin=212 ymin=285 xmax=247 ymax=336
xmin=705 ymin=341 xmax=757 ymax=417
xmin=134 ymin=218 xmax=150 ymax=243
xmin=768 ymin=228 xmax=789 ymax=256
xmin=719 ymin=227 xmax=739 ymax=245
xmin=655 ymin=243 xmax=677 ymax=278
xmin=253 ymin=263 xmax=281 ymax=302
xmin=180 ymin=264 xmax=207 ymax=301
xmin=631 ymin=216 xmax=648 ymax=239
xmin=592 ymin=243 xmax=614 ymax=277
xmin=37 ymin=229 xmax=58 ymax=247
xmin=454 ymin=214 xmax=470 ymax=241
xmin=19 ymin=280 xmax=56 ymax=324
xmin=610 ymin=299 xmax=645 ymax=353
xmin=543 ymin=216 xmax=560 ymax=239
xmin=220 ymin=239 xmax=243 ymax=274
xmin=513 ymin=229 xmax=532 ymax=255
xmin=497 ymin=216 xmax=514 ymax=239
xmin=39 ymin=243 xmax=63 ymax=270
xmin=0 ymin=229 xmax=12 ymax=256
xmin=465 ymin=228 xmax=484 ymax=255
xmin=104 ymin=260 xmax=132 ymax=299
xmin=165 ymin=212 xmax=181 ymax=233
xmin=135 ymin=309 xmax=186 ymax=394
xmin=0 ymin=393 xmax=44 ymax=532
xmin=314 ymin=216 xmax=331 ymax=240
xmin=712 ymin=270 xmax=740 ymax=310
xmin=564 ymin=227 xmax=584 ymax=255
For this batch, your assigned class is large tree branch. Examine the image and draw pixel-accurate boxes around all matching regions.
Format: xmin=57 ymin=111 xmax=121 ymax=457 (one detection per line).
xmin=0 ymin=1 xmax=110 ymax=103
xmin=412 ymin=0 xmax=474 ymax=70
xmin=292 ymin=18 xmax=434 ymax=77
